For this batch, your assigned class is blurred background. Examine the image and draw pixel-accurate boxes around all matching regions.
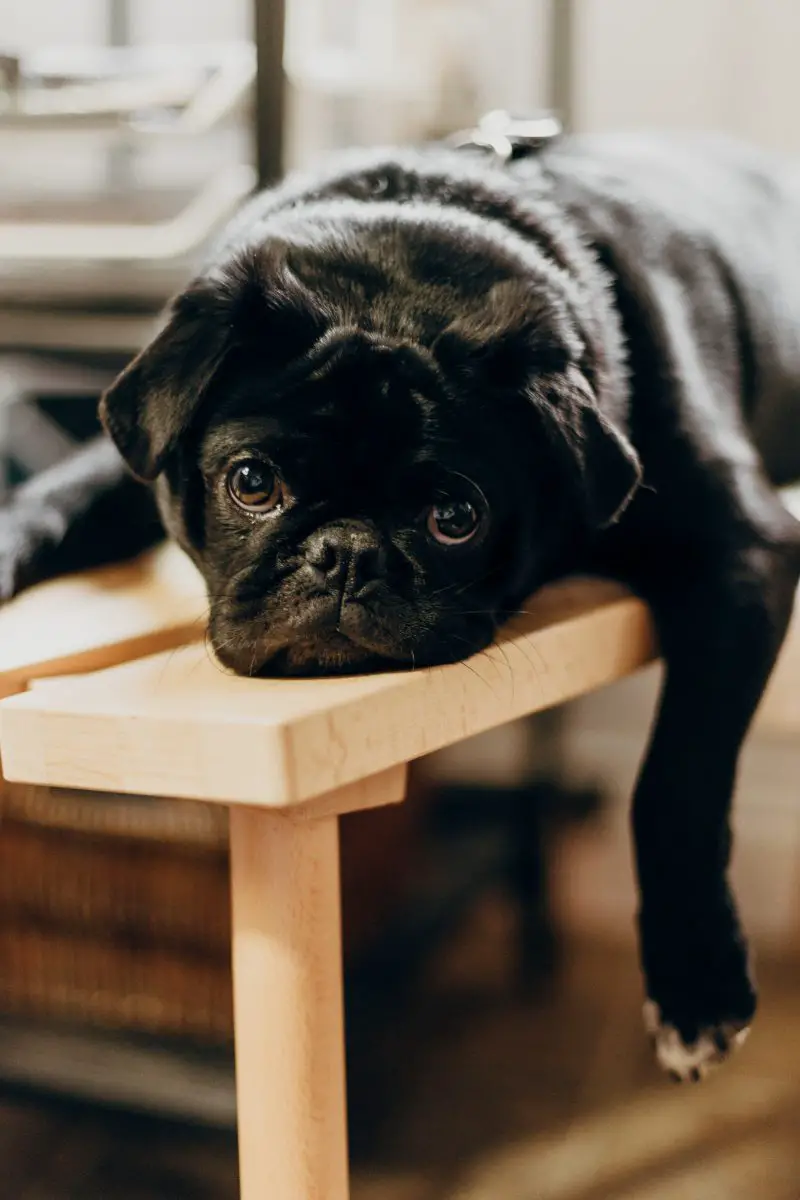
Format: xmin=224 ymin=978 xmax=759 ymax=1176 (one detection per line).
xmin=1 ymin=2 xmax=800 ymax=1198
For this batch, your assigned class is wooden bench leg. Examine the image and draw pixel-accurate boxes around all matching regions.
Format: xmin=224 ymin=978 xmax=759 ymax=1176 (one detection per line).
xmin=229 ymin=807 xmax=349 ymax=1200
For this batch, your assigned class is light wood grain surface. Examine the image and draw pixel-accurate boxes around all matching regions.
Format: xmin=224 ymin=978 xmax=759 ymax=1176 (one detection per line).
xmin=230 ymin=808 xmax=349 ymax=1200
xmin=0 ymin=579 xmax=657 ymax=806
xmin=0 ymin=543 xmax=206 ymax=698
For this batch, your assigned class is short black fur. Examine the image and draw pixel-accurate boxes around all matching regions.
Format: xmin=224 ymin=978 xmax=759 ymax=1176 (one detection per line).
xmin=3 ymin=133 xmax=800 ymax=1078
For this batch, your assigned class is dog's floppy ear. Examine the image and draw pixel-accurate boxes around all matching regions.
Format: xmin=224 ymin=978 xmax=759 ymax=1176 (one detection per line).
xmin=530 ymin=365 xmax=642 ymax=529
xmin=100 ymin=253 xmax=330 ymax=481
xmin=433 ymin=280 xmax=641 ymax=528
xmin=99 ymin=283 xmax=235 ymax=481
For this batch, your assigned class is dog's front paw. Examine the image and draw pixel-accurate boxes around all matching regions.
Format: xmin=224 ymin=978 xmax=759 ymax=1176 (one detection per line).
xmin=638 ymin=896 xmax=756 ymax=1083
xmin=0 ymin=523 xmax=31 ymax=601
xmin=0 ymin=507 xmax=54 ymax=601
xmin=0 ymin=519 xmax=28 ymax=601
xmin=643 ymin=1000 xmax=750 ymax=1082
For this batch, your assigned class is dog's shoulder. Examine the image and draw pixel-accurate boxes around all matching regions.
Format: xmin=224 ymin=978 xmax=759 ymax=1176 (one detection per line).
xmin=541 ymin=132 xmax=800 ymax=268
xmin=542 ymin=135 xmax=800 ymax=477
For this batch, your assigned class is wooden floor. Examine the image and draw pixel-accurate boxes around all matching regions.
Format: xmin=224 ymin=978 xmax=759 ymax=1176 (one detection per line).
xmin=3 ymin=893 xmax=800 ymax=1200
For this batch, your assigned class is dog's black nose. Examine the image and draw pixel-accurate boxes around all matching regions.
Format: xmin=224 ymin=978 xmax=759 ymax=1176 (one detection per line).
xmin=304 ymin=525 xmax=386 ymax=596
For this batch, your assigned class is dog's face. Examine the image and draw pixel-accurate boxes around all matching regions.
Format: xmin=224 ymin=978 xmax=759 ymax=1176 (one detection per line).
xmin=100 ymin=204 xmax=640 ymax=677
xmin=188 ymin=334 xmax=540 ymax=676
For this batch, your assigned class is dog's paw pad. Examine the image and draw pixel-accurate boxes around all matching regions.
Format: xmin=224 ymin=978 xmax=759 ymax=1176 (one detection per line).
xmin=643 ymin=999 xmax=750 ymax=1082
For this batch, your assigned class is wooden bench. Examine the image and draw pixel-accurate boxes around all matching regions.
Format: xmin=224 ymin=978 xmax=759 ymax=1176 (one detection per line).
xmin=0 ymin=523 xmax=797 ymax=1200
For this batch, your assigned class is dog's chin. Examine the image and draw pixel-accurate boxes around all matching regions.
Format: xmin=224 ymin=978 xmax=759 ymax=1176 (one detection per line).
xmin=209 ymin=595 xmax=499 ymax=679
xmin=261 ymin=635 xmax=403 ymax=678
xmin=212 ymin=630 xmax=409 ymax=678
xmin=210 ymin=622 xmax=496 ymax=679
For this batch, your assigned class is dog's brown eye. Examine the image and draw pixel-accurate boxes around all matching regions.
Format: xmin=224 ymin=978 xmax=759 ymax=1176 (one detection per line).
xmin=226 ymin=460 xmax=284 ymax=514
xmin=427 ymin=498 xmax=480 ymax=545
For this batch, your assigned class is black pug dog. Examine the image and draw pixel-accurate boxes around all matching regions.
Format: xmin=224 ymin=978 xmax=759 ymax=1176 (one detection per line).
xmin=3 ymin=130 xmax=800 ymax=1083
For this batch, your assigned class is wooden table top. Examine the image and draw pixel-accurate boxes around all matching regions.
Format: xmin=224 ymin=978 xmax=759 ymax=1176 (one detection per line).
xmin=0 ymin=543 xmax=206 ymax=698
xmin=0 ymin=561 xmax=655 ymax=807
xmin=2 ymin=490 xmax=798 ymax=809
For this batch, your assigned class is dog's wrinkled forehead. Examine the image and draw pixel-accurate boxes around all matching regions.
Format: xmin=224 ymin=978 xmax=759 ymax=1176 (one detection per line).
xmin=202 ymin=330 xmax=441 ymax=498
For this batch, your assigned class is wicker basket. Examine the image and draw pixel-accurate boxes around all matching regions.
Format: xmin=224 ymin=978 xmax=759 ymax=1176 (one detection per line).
xmin=0 ymin=776 xmax=423 ymax=1042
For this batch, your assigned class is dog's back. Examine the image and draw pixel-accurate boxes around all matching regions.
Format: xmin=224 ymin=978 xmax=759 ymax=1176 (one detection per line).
xmin=542 ymin=133 xmax=800 ymax=485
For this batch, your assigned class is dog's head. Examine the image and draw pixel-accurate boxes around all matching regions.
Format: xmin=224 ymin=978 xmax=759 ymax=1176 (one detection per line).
xmin=100 ymin=199 xmax=639 ymax=676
